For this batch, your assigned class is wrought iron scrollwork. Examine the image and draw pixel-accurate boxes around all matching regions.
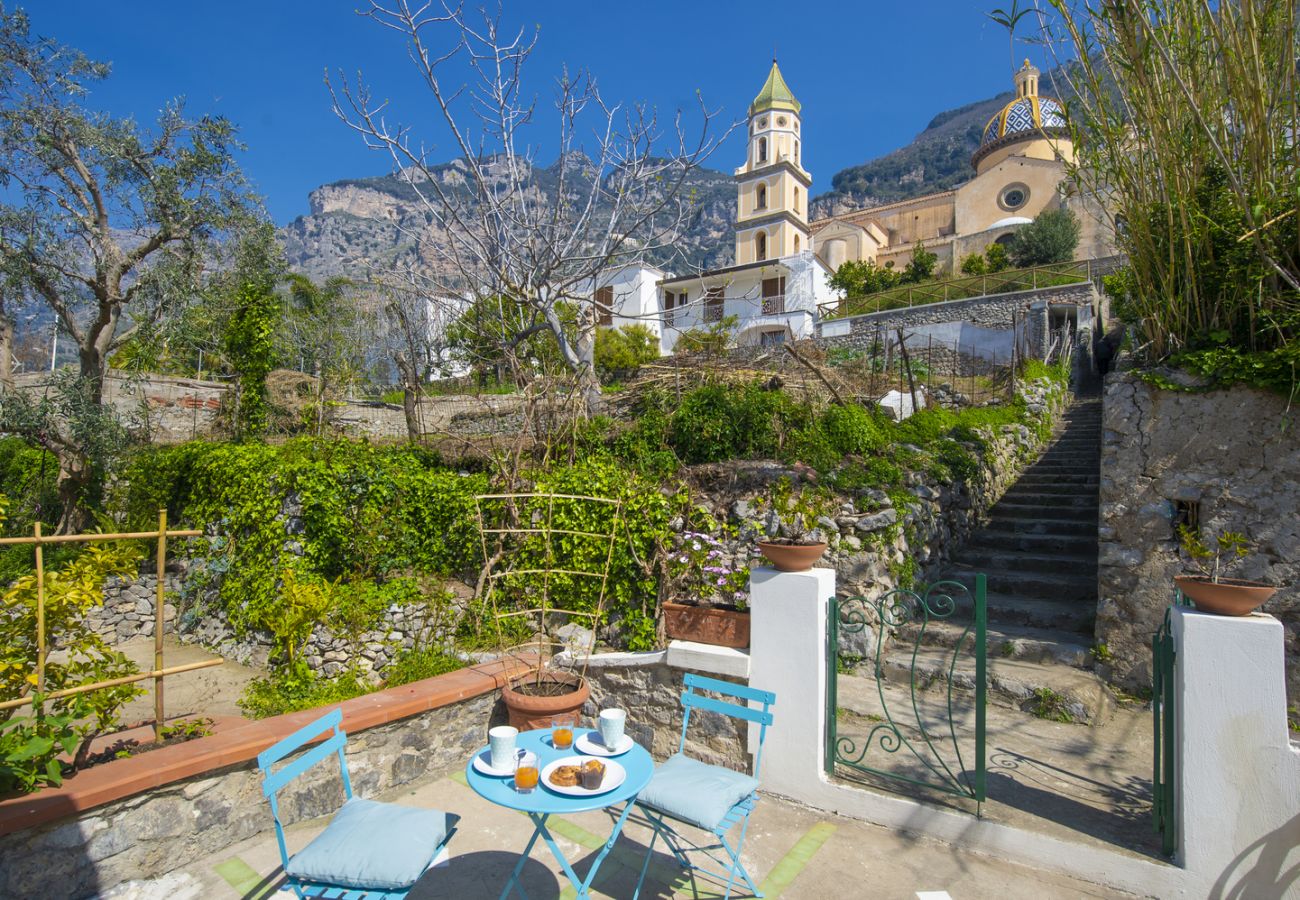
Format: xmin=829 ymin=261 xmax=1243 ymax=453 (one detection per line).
xmin=826 ymin=576 xmax=987 ymax=805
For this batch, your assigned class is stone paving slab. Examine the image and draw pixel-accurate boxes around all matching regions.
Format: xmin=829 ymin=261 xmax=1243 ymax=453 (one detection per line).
xmin=99 ymin=766 xmax=1142 ymax=900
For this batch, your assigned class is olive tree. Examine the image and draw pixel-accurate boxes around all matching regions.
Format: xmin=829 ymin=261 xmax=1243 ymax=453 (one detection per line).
xmin=0 ymin=10 xmax=257 ymax=529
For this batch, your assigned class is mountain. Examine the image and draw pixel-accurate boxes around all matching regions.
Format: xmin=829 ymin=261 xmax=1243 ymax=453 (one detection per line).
xmin=809 ymin=91 xmax=1017 ymax=219
xmin=281 ymin=73 xmax=1074 ymax=277
xmin=279 ymin=157 xmax=737 ymax=282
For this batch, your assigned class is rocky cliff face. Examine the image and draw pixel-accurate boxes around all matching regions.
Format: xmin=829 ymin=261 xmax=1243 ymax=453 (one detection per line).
xmin=280 ymin=158 xmax=736 ymax=281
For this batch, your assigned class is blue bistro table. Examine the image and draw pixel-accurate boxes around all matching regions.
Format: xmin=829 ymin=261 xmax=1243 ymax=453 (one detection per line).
xmin=466 ymin=727 xmax=655 ymax=900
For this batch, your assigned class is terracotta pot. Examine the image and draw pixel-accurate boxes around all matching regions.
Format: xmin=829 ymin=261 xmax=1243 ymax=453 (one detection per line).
xmin=501 ymin=670 xmax=590 ymax=730
xmin=757 ymin=540 xmax=828 ymax=572
xmin=662 ymin=602 xmax=750 ymax=649
xmin=1174 ymin=575 xmax=1277 ymax=616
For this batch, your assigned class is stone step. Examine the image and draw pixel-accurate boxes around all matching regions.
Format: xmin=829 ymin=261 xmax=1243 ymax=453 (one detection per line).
xmin=1001 ymin=482 xmax=1098 ymax=498
xmin=998 ymin=489 xmax=1099 ymax=507
xmin=877 ymin=646 xmax=1114 ymax=724
xmin=951 ymin=547 xmax=1096 ymax=576
xmin=988 ymin=501 xmax=1098 ymax=522
xmin=968 ymin=529 xmax=1098 ymax=554
xmin=944 ymin=567 xmax=1095 ymax=602
xmin=1014 ymin=473 xmax=1099 ymax=486
xmin=982 ymin=517 xmax=1097 ymax=538
xmin=981 ymin=593 xmax=1096 ymax=633
xmin=897 ymin=619 xmax=1095 ymax=669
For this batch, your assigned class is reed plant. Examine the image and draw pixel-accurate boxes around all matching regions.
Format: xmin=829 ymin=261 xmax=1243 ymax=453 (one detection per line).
xmin=1044 ymin=0 xmax=1299 ymax=373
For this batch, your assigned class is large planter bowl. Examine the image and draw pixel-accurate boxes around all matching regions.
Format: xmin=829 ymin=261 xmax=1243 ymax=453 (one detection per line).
xmin=1174 ymin=575 xmax=1277 ymax=616
xmin=757 ymin=540 xmax=828 ymax=572
xmin=501 ymin=670 xmax=590 ymax=730
xmin=662 ymin=602 xmax=750 ymax=649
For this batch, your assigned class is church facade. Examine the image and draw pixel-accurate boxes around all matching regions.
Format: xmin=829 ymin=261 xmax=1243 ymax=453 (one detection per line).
xmin=590 ymin=58 xmax=1113 ymax=355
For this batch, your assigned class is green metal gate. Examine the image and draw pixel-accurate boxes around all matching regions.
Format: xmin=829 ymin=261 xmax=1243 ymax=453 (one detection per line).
xmin=825 ymin=575 xmax=987 ymax=809
xmin=1152 ymin=605 xmax=1178 ymax=857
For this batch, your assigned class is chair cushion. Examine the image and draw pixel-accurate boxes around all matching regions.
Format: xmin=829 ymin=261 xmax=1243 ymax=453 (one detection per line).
xmin=286 ymin=797 xmax=449 ymax=890
xmin=637 ymin=754 xmax=759 ymax=830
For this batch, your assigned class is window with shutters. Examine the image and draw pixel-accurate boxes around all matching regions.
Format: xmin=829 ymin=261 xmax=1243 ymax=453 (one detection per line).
xmin=761 ymin=277 xmax=786 ymax=315
xmin=595 ymin=285 xmax=614 ymax=326
xmin=663 ymin=291 xmax=676 ymax=326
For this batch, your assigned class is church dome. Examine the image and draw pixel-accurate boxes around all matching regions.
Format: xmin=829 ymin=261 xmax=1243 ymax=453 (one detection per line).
xmin=971 ymin=60 xmax=1070 ymax=170
xmin=980 ymin=96 xmax=1068 ymax=147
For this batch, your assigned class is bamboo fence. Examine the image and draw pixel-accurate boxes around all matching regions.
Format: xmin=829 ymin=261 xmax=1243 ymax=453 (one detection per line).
xmin=0 ymin=511 xmax=223 ymax=741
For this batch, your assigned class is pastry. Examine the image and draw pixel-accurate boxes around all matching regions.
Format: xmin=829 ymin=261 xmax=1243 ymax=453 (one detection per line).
xmin=548 ymin=765 xmax=580 ymax=787
xmin=579 ymin=759 xmax=606 ymax=789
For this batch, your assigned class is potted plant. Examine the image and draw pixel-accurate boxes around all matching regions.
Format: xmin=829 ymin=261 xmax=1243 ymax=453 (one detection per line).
xmin=662 ymin=531 xmax=750 ymax=648
xmin=475 ymin=493 xmax=619 ymax=729
xmin=1174 ymin=526 xmax=1276 ymax=616
xmin=755 ymin=478 xmax=829 ymax=572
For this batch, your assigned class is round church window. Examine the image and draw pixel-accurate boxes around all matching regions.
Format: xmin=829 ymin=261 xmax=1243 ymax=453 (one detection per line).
xmin=777 ymin=116 xmax=788 ymax=127
xmin=999 ymin=183 xmax=1030 ymax=211
xmin=758 ymin=117 xmax=768 ymax=128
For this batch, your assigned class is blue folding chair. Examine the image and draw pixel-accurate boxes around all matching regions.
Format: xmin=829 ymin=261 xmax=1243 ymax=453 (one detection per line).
xmin=632 ymin=673 xmax=776 ymax=899
xmin=257 ymin=708 xmax=457 ymax=899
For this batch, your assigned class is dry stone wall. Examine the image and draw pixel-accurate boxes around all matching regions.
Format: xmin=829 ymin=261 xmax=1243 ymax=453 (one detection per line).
xmin=1097 ymin=374 xmax=1300 ymax=704
xmin=0 ymin=691 xmax=497 ymax=899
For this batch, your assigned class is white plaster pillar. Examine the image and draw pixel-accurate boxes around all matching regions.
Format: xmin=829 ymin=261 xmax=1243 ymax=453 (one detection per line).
xmin=747 ymin=565 xmax=834 ymax=797
xmin=1172 ymin=607 xmax=1300 ymax=895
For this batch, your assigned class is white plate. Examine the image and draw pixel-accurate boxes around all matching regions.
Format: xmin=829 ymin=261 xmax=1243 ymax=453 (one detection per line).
xmin=541 ymin=756 xmax=627 ymax=797
xmin=574 ymin=731 xmax=634 ymax=757
xmin=472 ymin=749 xmax=517 ymax=777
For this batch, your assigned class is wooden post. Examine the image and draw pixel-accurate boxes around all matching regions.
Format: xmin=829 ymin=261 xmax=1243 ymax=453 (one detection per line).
xmin=897 ymin=329 xmax=920 ymax=416
xmin=34 ymin=522 xmax=44 ymax=693
xmin=1010 ymin=310 xmax=1019 ymax=401
xmin=154 ymin=509 xmax=166 ymax=741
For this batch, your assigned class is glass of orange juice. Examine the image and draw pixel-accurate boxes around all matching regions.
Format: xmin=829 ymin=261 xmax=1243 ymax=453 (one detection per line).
xmin=551 ymin=716 xmax=574 ymax=750
xmin=514 ymin=751 xmax=539 ymax=793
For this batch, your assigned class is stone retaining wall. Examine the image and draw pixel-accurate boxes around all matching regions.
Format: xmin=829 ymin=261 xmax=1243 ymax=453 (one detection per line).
xmin=0 ymin=664 xmax=516 ymax=899
xmin=1097 ymin=373 xmax=1300 ymax=706
xmin=568 ymin=650 xmax=749 ymax=771
xmin=86 ymin=573 xmax=181 ymax=643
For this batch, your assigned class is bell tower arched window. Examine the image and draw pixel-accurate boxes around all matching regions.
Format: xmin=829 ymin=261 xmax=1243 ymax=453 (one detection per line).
xmin=794 ymin=234 xmax=801 ymax=253
xmin=756 ymin=184 xmax=767 ymax=210
xmin=794 ymin=186 xmax=801 ymax=214
xmin=757 ymin=137 xmax=767 ymax=164
xmin=756 ymin=232 xmax=767 ymax=261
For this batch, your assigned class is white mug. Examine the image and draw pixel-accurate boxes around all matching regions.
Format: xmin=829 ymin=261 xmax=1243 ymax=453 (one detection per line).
xmin=598 ymin=708 xmax=626 ymax=748
xmin=489 ymin=725 xmax=518 ymax=770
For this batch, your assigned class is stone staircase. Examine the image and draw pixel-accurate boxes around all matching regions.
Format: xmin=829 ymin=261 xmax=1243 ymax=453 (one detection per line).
xmin=890 ymin=397 xmax=1110 ymax=723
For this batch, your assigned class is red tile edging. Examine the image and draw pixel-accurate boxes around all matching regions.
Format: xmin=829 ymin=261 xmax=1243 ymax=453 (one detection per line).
xmin=0 ymin=656 xmax=533 ymax=838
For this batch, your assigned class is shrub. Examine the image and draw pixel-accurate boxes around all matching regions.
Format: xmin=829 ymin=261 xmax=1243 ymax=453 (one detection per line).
xmin=960 ymin=253 xmax=988 ymax=276
xmin=829 ymin=259 xmax=901 ymax=298
xmin=1007 ymin=208 xmax=1080 ymax=268
xmin=238 ymin=670 xmax=369 ymax=719
xmin=669 ymin=382 xmax=807 ymax=464
xmin=820 ymin=404 xmax=889 ymax=456
xmin=902 ymin=241 xmax=939 ymax=284
xmin=385 ymin=647 xmax=465 ymax=687
xmin=984 ymin=242 xmax=1012 ymax=273
xmin=595 ymin=324 xmax=660 ymax=382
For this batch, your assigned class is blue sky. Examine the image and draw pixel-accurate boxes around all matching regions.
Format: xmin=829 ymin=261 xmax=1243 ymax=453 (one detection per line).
xmin=28 ymin=2 xmax=1033 ymax=225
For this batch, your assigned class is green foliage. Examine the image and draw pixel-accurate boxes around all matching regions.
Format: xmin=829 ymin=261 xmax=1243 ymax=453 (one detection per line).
xmin=1028 ymin=687 xmax=1076 ymax=724
xmin=384 ymin=647 xmax=465 ymax=688
xmin=669 ymin=382 xmax=808 ymax=464
xmin=669 ymin=529 xmax=749 ymax=609
xmin=224 ymin=278 xmax=282 ymax=440
xmin=595 ymin=325 xmax=659 ymax=382
xmin=1168 ymin=342 xmax=1300 ymax=397
xmin=158 ymin=717 xmax=213 ymax=742
xmin=820 ymin=404 xmax=889 ymax=456
xmin=0 ymin=538 xmax=145 ymax=789
xmin=960 ymin=252 xmax=988 ymax=276
xmin=1007 ymin=208 xmax=1080 ymax=268
xmin=121 ymin=440 xmax=489 ymax=651
xmin=1177 ymin=525 xmax=1251 ymax=583
xmin=673 ymin=315 xmax=738 ymax=356
xmin=238 ymin=670 xmax=369 ymax=719
xmin=984 ymin=242 xmax=1012 ymax=273
xmin=0 ymin=705 xmax=79 ymax=793
xmin=829 ymin=259 xmax=901 ymax=298
xmin=902 ymin=241 xmax=939 ymax=284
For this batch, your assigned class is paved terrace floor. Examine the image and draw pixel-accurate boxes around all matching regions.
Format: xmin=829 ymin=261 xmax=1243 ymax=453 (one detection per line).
xmin=99 ymin=766 xmax=1140 ymax=900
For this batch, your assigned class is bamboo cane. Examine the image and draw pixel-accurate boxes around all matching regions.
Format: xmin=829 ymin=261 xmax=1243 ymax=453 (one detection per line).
xmin=154 ymin=509 xmax=167 ymax=742
xmin=0 ymin=658 xmax=224 ymax=712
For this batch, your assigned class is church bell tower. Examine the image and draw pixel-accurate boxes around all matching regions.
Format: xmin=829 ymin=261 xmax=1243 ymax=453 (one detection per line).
xmin=734 ymin=61 xmax=812 ymax=265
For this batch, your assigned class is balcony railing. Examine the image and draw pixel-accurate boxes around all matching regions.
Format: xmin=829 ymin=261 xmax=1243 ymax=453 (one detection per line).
xmin=761 ymin=294 xmax=785 ymax=316
xmin=704 ymin=302 xmax=724 ymax=323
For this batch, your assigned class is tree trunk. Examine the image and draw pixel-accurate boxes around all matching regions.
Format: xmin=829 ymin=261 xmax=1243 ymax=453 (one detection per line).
xmin=0 ymin=308 xmax=14 ymax=394
xmin=574 ymin=313 xmax=602 ymax=417
xmin=394 ymin=355 xmax=421 ymax=442
xmin=54 ymin=452 xmax=92 ymax=535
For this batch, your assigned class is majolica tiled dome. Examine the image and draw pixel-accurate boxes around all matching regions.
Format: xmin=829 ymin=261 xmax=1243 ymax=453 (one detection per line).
xmin=981 ymin=96 xmax=1068 ymax=147
xmin=971 ymin=60 xmax=1070 ymax=170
